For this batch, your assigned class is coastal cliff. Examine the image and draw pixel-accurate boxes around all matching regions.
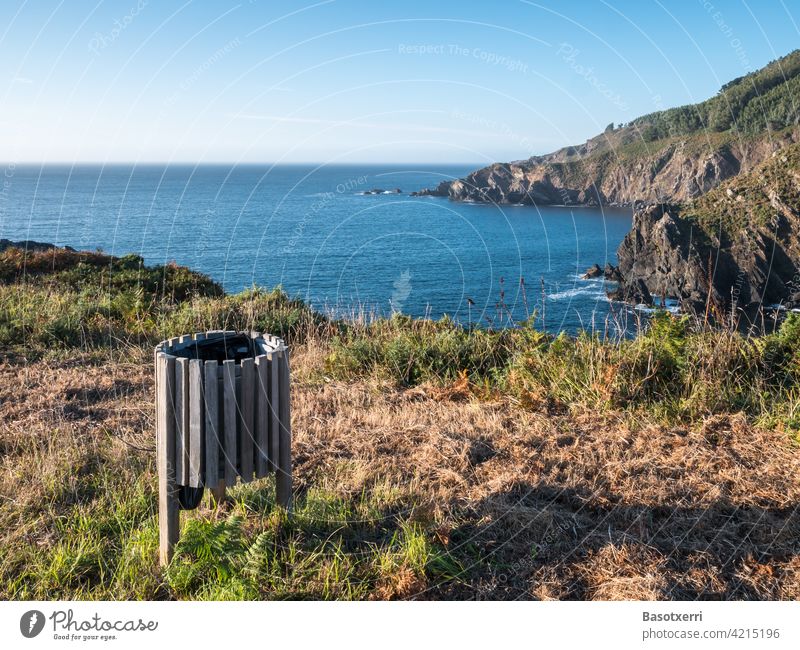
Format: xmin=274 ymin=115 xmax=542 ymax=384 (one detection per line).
xmin=417 ymin=50 xmax=800 ymax=207
xmin=611 ymin=143 xmax=800 ymax=318
xmin=417 ymin=131 xmax=798 ymax=207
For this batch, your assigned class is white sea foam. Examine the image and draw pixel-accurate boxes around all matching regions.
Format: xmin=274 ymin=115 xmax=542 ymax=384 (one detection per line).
xmin=569 ymin=273 xmax=607 ymax=284
xmin=633 ymin=303 xmax=681 ymax=314
xmin=547 ymin=285 xmax=608 ymax=301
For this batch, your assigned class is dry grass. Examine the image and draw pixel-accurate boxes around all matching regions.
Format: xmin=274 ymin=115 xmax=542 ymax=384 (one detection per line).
xmin=1 ymin=342 xmax=798 ymax=600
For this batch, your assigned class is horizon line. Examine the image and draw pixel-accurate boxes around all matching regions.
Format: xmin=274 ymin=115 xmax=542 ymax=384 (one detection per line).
xmin=0 ymin=160 xmax=489 ymax=167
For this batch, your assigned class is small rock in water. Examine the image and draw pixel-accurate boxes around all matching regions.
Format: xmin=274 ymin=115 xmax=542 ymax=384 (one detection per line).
xmin=582 ymin=263 xmax=603 ymax=279
xmin=363 ymin=188 xmax=402 ymax=195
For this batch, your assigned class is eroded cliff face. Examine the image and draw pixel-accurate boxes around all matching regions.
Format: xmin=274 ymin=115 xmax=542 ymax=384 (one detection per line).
xmin=612 ymin=205 xmax=718 ymax=310
xmin=417 ymin=129 xmax=799 ymax=207
xmin=612 ymin=156 xmax=800 ymax=322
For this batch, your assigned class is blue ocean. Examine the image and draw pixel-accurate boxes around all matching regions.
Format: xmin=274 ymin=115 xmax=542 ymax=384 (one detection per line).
xmin=0 ymin=164 xmax=637 ymax=333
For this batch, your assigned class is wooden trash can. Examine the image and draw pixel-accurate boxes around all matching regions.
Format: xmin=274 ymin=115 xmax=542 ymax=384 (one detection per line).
xmin=154 ymin=330 xmax=292 ymax=565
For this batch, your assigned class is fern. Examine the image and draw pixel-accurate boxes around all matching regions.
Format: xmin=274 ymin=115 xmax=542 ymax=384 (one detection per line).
xmin=243 ymin=531 xmax=275 ymax=581
xmin=165 ymin=515 xmax=245 ymax=594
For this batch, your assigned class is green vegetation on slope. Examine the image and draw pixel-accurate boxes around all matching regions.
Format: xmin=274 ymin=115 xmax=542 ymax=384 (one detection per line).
xmin=0 ymin=247 xmax=324 ymax=350
xmin=0 ymin=246 xmax=223 ymax=301
xmin=541 ymin=50 xmax=800 ymax=187
xmin=631 ymin=50 xmax=800 ymax=139
xmin=326 ymin=311 xmax=800 ymax=432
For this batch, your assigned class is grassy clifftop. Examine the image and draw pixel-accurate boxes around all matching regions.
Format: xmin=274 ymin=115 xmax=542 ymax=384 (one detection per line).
xmin=0 ymin=246 xmax=312 ymax=351
xmin=1 ymin=246 xmax=799 ymax=600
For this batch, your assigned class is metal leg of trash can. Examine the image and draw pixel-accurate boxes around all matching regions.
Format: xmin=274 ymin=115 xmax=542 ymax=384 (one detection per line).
xmin=157 ymin=354 xmax=180 ymax=567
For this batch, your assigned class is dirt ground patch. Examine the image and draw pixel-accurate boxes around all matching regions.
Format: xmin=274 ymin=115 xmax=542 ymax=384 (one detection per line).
xmin=1 ymin=349 xmax=798 ymax=599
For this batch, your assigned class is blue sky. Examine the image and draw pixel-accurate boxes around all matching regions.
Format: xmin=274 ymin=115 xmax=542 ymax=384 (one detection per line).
xmin=2 ymin=0 xmax=799 ymax=163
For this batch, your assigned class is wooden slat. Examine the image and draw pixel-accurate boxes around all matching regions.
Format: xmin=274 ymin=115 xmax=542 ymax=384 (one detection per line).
xmin=210 ymin=480 xmax=226 ymax=505
xmin=239 ymin=357 xmax=255 ymax=482
xmin=204 ymin=360 xmax=219 ymax=488
xmin=188 ymin=359 xmax=204 ymax=488
xmin=255 ymin=355 xmax=269 ymax=478
xmin=153 ymin=350 xmax=164 ymax=502
xmin=276 ymin=349 xmax=292 ymax=509
xmin=206 ymin=330 xmax=235 ymax=339
xmin=222 ymin=360 xmax=238 ymax=485
xmin=174 ymin=357 xmax=190 ymax=486
xmin=163 ymin=353 xmax=177 ymax=472
xmin=154 ymin=349 xmax=159 ymax=453
xmin=157 ymin=353 xmax=179 ymax=564
xmin=235 ymin=372 xmax=242 ymax=473
xmin=268 ymin=350 xmax=280 ymax=473
xmin=190 ymin=332 xmax=206 ymax=361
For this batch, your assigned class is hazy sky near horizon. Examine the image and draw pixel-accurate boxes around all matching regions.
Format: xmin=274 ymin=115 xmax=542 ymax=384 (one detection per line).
xmin=2 ymin=0 xmax=799 ymax=164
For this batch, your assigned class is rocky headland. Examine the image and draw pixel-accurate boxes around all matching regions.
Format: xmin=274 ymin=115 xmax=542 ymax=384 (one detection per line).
xmin=415 ymin=50 xmax=800 ymax=319
xmin=416 ymin=51 xmax=800 ymax=209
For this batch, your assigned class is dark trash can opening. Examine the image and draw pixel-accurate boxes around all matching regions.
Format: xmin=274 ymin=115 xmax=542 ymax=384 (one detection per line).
xmin=169 ymin=333 xmax=258 ymax=364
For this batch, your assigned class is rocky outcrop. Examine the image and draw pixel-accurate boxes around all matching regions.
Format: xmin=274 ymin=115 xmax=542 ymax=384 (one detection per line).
xmin=610 ymin=204 xmax=709 ymax=310
xmin=582 ymin=264 xmax=604 ymax=279
xmin=415 ymin=131 xmax=798 ymax=207
xmin=0 ymin=239 xmax=74 ymax=254
xmin=610 ymin=194 xmax=800 ymax=317
xmin=362 ymin=188 xmax=402 ymax=195
xmin=581 ymin=262 xmax=624 ymax=281
xmin=411 ymin=182 xmax=450 ymax=197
